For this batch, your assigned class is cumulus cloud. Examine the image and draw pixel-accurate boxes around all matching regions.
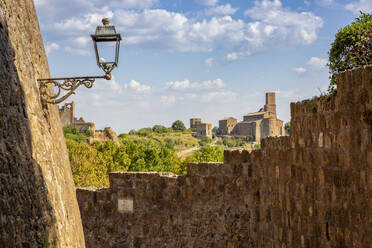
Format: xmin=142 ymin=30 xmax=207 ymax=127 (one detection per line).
xmin=128 ymin=80 xmax=151 ymax=93
xmin=40 ymin=0 xmax=322 ymax=61
xmin=205 ymin=4 xmax=238 ymax=16
xmin=294 ymin=67 xmax=307 ymax=73
xmin=307 ymin=57 xmax=327 ymax=69
xmin=45 ymin=42 xmax=60 ymax=54
xmin=345 ymin=0 xmax=372 ymax=14
xmin=167 ymin=78 xmax=224 ymax=90
xmin=196 ymin=0 xmax=218 ymax=6
xmin=244 ymin=0 xmax=323 ymax=45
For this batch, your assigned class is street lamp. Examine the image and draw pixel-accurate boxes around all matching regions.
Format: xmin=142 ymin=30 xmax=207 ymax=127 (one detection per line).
xmin=38 ymin=18 xmax=122 ymax=104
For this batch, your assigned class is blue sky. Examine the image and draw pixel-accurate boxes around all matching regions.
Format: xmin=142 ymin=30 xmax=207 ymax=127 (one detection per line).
xmin=34 ymin=0 xmax=371 ymax=133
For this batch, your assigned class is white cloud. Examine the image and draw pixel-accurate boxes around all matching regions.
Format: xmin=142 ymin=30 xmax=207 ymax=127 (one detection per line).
xmin=201 ymin=91 xmax=236 ymax=102
xmin=128 ymin=80 xmax=151 ymax=93
xmin=43 ymin=1 xmax=322 ymax=60
xmin=45 ymin=42 xmax=60 ymax=54
xmin=74 ymin=36 xmax=91 ymax=47
xmin=294 ymin=67 xmax=307 ymax=73
xmin=160 ymin=95 xmax=176 ymax=105
xmin=53 ymin=11 xmax=114 ymax=36
xmin=316 ymin=0 xmax=333 ymax=6
xmin=110 ymin=0 xmax=159 ymax=9
xmin=196 ymin=0 xmax=218 ymax=6
xmin=226 ymin=51 xmax=252 ymax=62
xmin=105 ymin=76 xmax=122 ymax=92
xmin=205 ymin=58 xmax=213 ymax=68
xmin=205 ymin=4 xmax=238 ymax=16
xmin=345 ymin=0 xmax=372 ymax=14
xmin=65 ymin=46 xmax=91 ymax=56
xmin=307 ymin=57 xmax=327 ymax=69
xmin=244 ymin=0 xmax=323 ymax=45
xmin=167 ymin=78 xmax=224 ymax=90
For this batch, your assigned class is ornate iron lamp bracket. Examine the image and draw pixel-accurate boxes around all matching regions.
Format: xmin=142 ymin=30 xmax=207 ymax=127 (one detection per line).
xmin=38 ymin=75 xmax=109 ymax=104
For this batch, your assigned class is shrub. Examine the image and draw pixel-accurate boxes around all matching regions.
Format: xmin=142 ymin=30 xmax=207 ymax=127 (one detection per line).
xmin=199 ymin=136 xmax=213 ymax=146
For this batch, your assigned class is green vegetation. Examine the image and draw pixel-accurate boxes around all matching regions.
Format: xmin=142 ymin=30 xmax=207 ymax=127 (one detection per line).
xmin=171 ymin=120 xmax=186 ymax=131
xmin=63 ymin=123 xmax=225 ymax=188
xmin=119 ymin=126 xmax=198 ymax=151
xmin=328 ymin=12 xmax=372 ymax=93
xmin=284 ymin=122 xmax=290 ymax=135
xmin=183 ymin=145 xmax=224 ymax=164
xmin=199 ymin=136 xmax=213 ymax=146
xmin=63 ymin=125 xmax=90 ymax=142
xmin=217 ymin=136 xmax=254 ymax=148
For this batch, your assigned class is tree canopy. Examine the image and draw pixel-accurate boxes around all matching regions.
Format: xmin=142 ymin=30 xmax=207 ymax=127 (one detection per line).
xmin=171 ymin=120 xmax=186 ymax=131
xmin=328 ymin=12 xmax=372 ymax=92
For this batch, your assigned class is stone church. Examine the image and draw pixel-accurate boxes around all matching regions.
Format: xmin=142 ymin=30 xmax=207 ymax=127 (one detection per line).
xmin=219 ymin=92 xmax=285 ymax=141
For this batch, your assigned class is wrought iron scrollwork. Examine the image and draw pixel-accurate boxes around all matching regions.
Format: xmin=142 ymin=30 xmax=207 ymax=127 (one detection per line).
xmin=38 ymin=75 xmax=108 ymax=104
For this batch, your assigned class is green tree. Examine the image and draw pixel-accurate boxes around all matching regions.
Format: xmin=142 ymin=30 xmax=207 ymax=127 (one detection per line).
xmin=284 ymin=122 xmax=290 ymax=135
xmin=171 ymin=120 xmax=186 ymax=131
xmin=328 ymin=12 xmax=372 ymax=93
xmin=152 ymin=125 xmax=168 ymax=133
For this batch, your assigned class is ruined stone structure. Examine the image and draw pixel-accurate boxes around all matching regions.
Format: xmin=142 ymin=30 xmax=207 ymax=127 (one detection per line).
xmin=77 ymin=67 xmax=372 ymax=248
xmin=190 ymin=118 xmax=202 ymax=129
xmin=219 ymin=117 xmax=237 ymax=135
xmin=219 ymin=93 xmax=285 ymax=141
xmin=59 ymin=101 xmax=95 ymax=134
xmin=88 ymin=127 xmax=120 ymax=145
xmin=196 ymin=123 xmax=213 ymax=138
xmin=0 ymin=0 xmax=85 ymax=247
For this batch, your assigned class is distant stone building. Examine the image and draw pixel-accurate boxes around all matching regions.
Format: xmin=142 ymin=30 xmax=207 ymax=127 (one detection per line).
xmin=190 ymin=118 xmax=202 ymax=129
xmin=59 ymin=102 xmax=119 ymax=144
xmin=219 ymin=117 xmax=237 ymax=135
xmin=218 ymin=92 xmax=285 ymax=141
xmin=59 ymin=101 xmax=95 ymax=134
xmin=196 ymin=123 xmax=212 ymax=139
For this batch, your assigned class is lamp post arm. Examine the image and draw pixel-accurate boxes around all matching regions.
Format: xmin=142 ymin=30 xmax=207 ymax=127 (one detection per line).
xmin=38 ymin=75 xmax=109 ymax=104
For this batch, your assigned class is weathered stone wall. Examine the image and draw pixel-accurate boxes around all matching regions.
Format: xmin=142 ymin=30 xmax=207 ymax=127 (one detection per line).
xmin=77 ymin=67 xmax=371 ymax=247
xmin=0 ymin=0 xmax=85 ymax=247
xmin=88 ymin=127 xmax=119 ymax=145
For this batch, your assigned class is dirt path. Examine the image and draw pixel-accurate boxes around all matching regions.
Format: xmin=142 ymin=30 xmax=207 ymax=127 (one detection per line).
xmin=177 ymin=137 xmax=219 ymax=159
xmin=177 ymin=146 xmax=200 ymax=159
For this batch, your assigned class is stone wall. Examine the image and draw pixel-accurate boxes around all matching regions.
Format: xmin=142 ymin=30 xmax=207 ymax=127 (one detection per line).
xmin=88 ymin=127 xmax=119 ymax=145
xmin=0 ymin=0 xmax=85 ymax=247
xmin=77 ymin=67 xmax=371 ymax=247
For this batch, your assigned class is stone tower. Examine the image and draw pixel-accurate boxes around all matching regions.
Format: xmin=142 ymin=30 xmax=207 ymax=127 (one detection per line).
xmin=264 ymin=92 xmax=276 ymax=115
xmin=0 ymin=0 xmax=85 ymax=247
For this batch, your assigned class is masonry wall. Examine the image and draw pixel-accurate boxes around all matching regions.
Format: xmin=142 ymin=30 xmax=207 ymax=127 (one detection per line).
xmin=77 ymin=66 xmax=372 ymax=248
xmin=0 ymin=0 xmax=85 ymax=247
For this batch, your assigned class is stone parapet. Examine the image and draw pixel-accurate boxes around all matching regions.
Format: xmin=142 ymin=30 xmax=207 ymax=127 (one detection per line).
xmin=77 ymin=67 xmax=372 ymax=247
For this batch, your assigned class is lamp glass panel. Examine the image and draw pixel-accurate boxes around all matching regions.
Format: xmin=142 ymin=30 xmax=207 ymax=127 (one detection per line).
xmin=96 ymin=41 xmax=116 ymax=64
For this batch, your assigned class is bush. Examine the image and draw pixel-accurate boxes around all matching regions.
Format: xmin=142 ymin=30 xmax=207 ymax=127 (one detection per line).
xmin=171 ymin=120 xmax=186 ymax=131
xmin=199 ymin=136 xmax=213 ymax=146
xmin=184 ymin=145 xmax=224 ymax=163
xmin=328 ymin=12 xmax=372 ymax=93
